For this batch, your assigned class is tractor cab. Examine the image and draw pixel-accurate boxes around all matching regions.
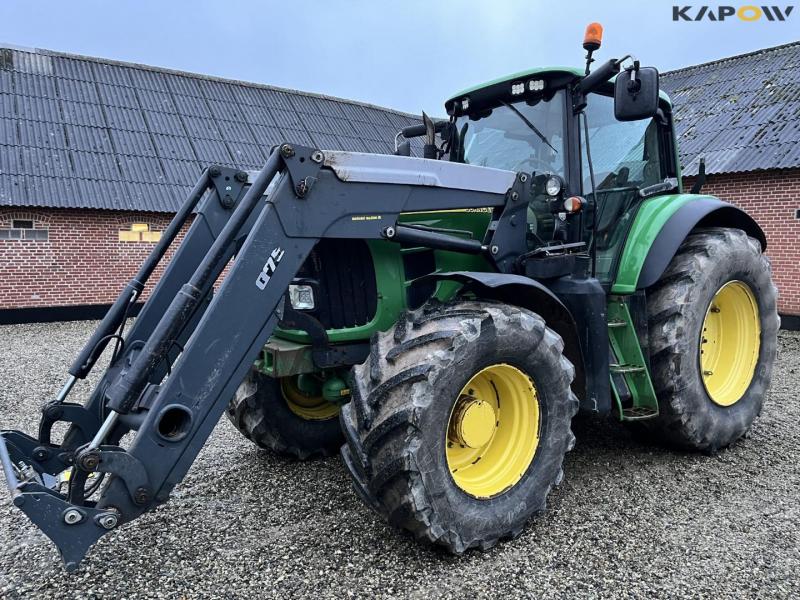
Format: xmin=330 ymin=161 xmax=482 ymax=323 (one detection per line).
xmin=428 ymin=25 xmax=680 ymax=284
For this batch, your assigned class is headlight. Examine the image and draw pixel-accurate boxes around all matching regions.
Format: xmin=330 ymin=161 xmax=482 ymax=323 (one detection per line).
xmin=545 ymin=175 xmax=563 ymax=197
xmin=289 ymin=284 xmax=315 ymax=310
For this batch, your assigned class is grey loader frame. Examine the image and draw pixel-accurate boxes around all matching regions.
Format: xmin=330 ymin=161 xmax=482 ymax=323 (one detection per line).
xmin=0 ymin=144 xmax=550 ymax=570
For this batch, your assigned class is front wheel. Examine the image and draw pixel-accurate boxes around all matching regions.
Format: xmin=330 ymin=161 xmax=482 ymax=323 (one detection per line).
xmin=340 ymin=301 xmax=579 ymax=553
xmin=640 ymin=227 xmax=779 ymax=452
xmin=227 ymin=370 xmax=343 ymax=459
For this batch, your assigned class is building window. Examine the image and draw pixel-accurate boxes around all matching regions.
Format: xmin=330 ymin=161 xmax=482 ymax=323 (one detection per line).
xmin=119 ymin=223 xmax=162 ymax=243
xmin=0 ymin=218 xmax=48 ymax=241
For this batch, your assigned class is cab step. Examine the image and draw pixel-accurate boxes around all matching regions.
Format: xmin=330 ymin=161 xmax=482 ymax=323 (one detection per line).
xmin=610 ymin=363 xmax=646 ymax=374
xmin=607 ymin=297 xmax=659 ymax=421
xmin=621 ymin=406 xmax=660 ymax=420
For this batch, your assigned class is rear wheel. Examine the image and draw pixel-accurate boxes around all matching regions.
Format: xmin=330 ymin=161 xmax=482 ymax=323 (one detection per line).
xmin=227 ymin=369 xmax=343 ymax=459
xmin=640 ymin=227 xmax=779 ymax=451
xmin=340 ymin=301 xmax=578 ymax=552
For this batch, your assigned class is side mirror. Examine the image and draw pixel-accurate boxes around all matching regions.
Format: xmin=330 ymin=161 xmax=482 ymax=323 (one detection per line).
xmin=614 ymin=66 xmax=659 ymax=121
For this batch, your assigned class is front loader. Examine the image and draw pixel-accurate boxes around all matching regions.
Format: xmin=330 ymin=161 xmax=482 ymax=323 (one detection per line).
xmin=1 ymin=24 xmax=778 ymax=569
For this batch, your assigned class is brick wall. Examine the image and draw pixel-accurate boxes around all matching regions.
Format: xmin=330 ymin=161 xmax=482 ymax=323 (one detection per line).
xmin=0 ymin=208 xmax=181 ymax=309
xmin=1 ymin=168 xmax=798 ymax=317
xmin=684 ymin=168 xmax=800 ymax=316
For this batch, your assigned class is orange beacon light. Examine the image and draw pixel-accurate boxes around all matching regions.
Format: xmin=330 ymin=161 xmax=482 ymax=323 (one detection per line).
xmin=583 ymin=22 xmax=603 ymax=52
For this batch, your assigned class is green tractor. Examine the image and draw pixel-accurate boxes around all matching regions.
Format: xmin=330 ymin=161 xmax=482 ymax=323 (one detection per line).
xmin=227 ymin=24 xmax=779 ymax=551
xmin=0 ymin=24 xmax=779 ymax=569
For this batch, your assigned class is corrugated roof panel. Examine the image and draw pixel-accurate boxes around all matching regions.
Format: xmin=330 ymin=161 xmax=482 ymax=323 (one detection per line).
xmin=663 ymin=41 xmax=800 ymax=175
xmin=10 ymin=50 xmax=53 ymax=76
xmin=192 ymin=138 xmax=232 ymax=164
xmin=279 ymin=127 xmax=314 ymax=146
xmin=165 ymin=74 xmax=203 ymax=97
xmin=361 ymin=138 xmax=394 ymax=154
xmin=0 ymin=174 xmax=28 ymax=205
xmin=0 ymin=145 xmax=22 ymax=176
xmin=51 ymin=56 xmax=93 ymax=81
xmin=335 ymin=135 xmax=369 ymax=153
xmin=172 ymin=94 xmax=211 ymax=118
xmin=56 ymin=78 xmax=100 ymax=103
xmin=138 ymin=90 xmax=177 ymax=113
xmin=25 ymin=175 xmax=74 ymax=207
xmin=259 ymin=89 xmax=296 ymax=111
xmin=269 ymin=108 xmax=306 ymax=130
xmin=1 ymin=45 xmax=425 ymax=211
xmin=60 ymin=100 xmax=104 ymax=127
xmin=249 ymin=124 xmax=283 ymax=146
xmin=238 ymin=103 xmax=276 ymax=127
xmin=109 ymin=129 xmax=157 ymax=157
xmin=360 ymin=106 xmax=395 ymax=126
xmin=144 ymin=111 xmax=185 ymax=136
xmin=20 ymin=146 xmax=71 ymax=178
xmin=311 ymin=98 xmax=347 ymax=119
xmin=308 ymin=132 xmax=340 ymax=150
xmin=0 ymin=118 xmax=19 ymax=145
xmin=226 ymin=142 xmax=266 ymax=166
xmin=336 ymin=102 xmax=371 ymax=123
xmin=182 ymin=115 xmax=222 ymax=140
xmin=0 ymin=95 xmax=15 ymax=118
xmin=92 ymin=62 xmax=133 ymax=87
xmin=160 ymin=159 xmax=202 ymax=186
xmin=231 ymin=85 xmax=263 ymax=107
xmin=197 ymin=78 xmax=238 ymax=103
xmin=17 ymin=119 xmax=68 ymax=150
xmin=118 ymin=154 xmax=165 ymax=184
xmin=104 ymin=105 xmax=147 ymax=131
xmin=71 ymin=150 xmax=121 ymax=180
xmin=152 ymin=134 xmax=196 ymax=161
xmin=13 ymin=72 xmax=58 ymax=99
xmin=96 ymin=82 xmax=140 ymax=109
xmin=128 ymin=68 xmax=169 ymax=92
xmin=206 ymin=98 xmax=242 ymax=122
xmin=16 ymin=96 xmax=60 ymax=122
xmin=299 ymin=112 xmax=358 ymax=137
xmin=217 ymin=120 xmax=255 ymax=144
xmin=65 ymin=125 xmax=113 ymax=153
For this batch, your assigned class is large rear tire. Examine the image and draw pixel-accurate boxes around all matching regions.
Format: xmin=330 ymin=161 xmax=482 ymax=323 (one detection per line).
xmin=640 ymin=227 xmax=779 ymax=452
xmin=340 ymin=301 xmax=578 ymax=553
xmin=227 ymin=369 xmax=343 ymax=459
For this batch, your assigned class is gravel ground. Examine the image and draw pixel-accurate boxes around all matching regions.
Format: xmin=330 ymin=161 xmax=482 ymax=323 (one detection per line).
xmin=0 ymin=320 xmax=798 ymax=599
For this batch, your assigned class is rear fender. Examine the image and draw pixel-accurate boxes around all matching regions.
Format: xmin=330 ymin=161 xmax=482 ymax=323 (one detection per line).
xmin=612 ymin=195 xmax=766 ymax=294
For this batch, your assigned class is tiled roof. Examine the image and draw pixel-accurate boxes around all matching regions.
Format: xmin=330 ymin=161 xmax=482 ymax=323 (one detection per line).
xmin=0 ymin=45 xmax=424 ymax=212
xmin=662 ymin=41 xmax=800 ymax=176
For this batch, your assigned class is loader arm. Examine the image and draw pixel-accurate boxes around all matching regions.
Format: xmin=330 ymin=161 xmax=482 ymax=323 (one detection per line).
xmin=0 ymin=144 xmax=531 ymax=570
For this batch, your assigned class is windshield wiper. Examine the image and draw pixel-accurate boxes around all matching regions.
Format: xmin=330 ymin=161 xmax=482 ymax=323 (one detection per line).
xmin=500 ymin=101 xmax=558 ymax=154
xmin=638 ymin=177 xmax=679 ymax=198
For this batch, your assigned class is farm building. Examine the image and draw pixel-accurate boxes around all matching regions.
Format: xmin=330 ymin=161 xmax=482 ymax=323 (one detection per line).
xmin=0 ymin=41 xmax=798 ymax=326
xmin=661 ymin=40 xmax=800 ymax=327
xmin=0 ymin=44 xmax=424 ymax=322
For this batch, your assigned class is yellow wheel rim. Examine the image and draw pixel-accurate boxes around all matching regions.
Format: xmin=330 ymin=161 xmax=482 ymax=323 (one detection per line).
xmin=446 ymin=364 xmax=540 ymax=498
xmin=281 ymin=377 xmax=340 ymax=421
xmin=699 ymin=281 xmax=761 ymax=407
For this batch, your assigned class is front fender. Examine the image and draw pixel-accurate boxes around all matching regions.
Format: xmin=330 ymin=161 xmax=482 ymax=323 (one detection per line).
xmin=421 ymin=271 xmax=599 ymax=410
xmin=612 ymin=194 xmax=766 ymax=294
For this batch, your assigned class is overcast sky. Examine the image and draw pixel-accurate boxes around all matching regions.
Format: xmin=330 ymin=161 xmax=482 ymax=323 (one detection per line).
xmin=0 ymin=0 xmax=796 ymax=115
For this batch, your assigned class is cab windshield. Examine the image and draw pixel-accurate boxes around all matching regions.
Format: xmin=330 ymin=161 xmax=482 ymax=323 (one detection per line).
xmin=454 ymin=90 xmax=566 ymax=175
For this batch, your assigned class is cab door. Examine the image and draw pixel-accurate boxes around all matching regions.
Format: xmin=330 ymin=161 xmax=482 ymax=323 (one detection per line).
xmin=579 ymin=93 xmax=669 ymax=283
